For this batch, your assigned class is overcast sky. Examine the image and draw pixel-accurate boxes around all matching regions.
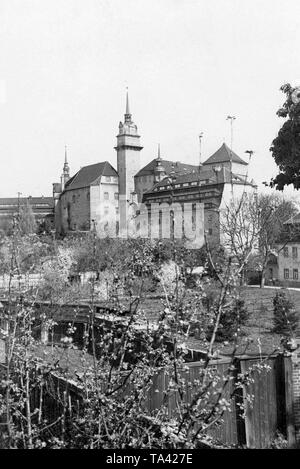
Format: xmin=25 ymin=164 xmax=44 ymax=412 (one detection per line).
xmin=0 ymin=0 xmax=300 ymax=198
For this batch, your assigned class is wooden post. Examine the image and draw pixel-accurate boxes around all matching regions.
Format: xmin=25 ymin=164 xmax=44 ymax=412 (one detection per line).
xmin=233 ymin=358 xmax=247 ymax=447
xmin=240 ymin=359 xmax=255 ymax=448
xmin=284 ymin=354 xmax=296 ymax=447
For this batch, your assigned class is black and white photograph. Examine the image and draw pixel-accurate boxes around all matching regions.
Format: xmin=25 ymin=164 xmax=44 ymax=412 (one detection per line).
xmin=1 ymin=0 xmax=300 ymax=454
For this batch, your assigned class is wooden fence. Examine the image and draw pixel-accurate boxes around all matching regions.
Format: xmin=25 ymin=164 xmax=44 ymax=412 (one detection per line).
xmin=12 ymin=353 xmax=294 ymax=449
xmin=136 ymin=354 xmax=294 ymax=448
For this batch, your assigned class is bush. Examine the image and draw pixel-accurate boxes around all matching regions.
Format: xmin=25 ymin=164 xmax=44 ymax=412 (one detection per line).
xmin=273 ymin=291 xmax=298 ymax=336
xmin=206 ymin=298 xmax=249 ymax=342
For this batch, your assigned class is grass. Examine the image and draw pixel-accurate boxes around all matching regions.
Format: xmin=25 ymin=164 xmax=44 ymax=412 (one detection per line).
xmin=136 ymin=286 xmax=300 ymax=356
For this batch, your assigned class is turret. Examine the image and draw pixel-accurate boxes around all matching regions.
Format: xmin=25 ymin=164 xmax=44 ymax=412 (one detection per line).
xmin=154 ymin=144 xmax=166 ymax=183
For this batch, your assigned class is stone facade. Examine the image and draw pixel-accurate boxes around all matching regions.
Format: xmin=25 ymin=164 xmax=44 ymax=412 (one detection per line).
xmin=274 ymin=242 xmax=300 ymax=287
xmin=55 ymin=162 xmax=118 ymax=236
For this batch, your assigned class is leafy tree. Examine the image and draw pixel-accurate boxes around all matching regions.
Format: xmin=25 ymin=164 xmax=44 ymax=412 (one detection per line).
xmin=273 ymin=291 xmax=298 ymax=336
xmin=270 ymin=83 xmax=300 ymax=190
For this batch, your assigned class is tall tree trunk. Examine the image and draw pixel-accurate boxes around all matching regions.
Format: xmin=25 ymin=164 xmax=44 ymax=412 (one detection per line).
xmin=260 ymin=255 xmax=268 ymax=288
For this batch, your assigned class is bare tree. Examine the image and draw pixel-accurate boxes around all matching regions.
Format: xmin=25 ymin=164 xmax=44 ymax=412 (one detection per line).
xmin=220 ymin=192 xmax=297 ymax=287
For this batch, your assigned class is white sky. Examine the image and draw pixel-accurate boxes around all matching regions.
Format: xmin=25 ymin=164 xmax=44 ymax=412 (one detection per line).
xmin=0 ymin=0 xmax=300 ymax=199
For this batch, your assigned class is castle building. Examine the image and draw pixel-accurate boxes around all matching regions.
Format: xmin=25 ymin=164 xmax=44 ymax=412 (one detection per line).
xmin=54 ymin=161 xmax=118 ymax=234
xmin=142 ymin=145 xmax=257 ymax=246
xmin=53 ymin=93 xmax=257 ymax=242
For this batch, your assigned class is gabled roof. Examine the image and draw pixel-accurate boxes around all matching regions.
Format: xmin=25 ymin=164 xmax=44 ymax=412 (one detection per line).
xmin=203 ymin=143 xmax=248 ymax=166
xmin=64 ymin=161 xmax=118 ymax=191
xmin=135 ymin=159 xmax=198 ymax=177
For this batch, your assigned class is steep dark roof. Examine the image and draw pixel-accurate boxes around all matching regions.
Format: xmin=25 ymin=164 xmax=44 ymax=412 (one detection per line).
xmin=203 ymin=143 xmax=248 ymax=166
xmin=64 ymin=161 xmax=118 ymax=191
xmin=135 ymin=159 xmax=198 ymax=177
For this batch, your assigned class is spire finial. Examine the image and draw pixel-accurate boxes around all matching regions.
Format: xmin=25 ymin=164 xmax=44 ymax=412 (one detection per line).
xmin=64 ymin=144 xmax=68 ymax=164
xmin=126 ymin=87 xmax=130 ymax=115
xmin=124 ymin=87 xmax=132 ymax=123
xmin=158 ymin=143 xmax=161 ymax=159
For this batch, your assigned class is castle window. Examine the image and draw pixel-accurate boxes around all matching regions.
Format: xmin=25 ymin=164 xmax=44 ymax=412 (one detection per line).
xmin=114 ymin=192 xmax=119 ymax=200
xmin=292 ymin=247 xmax=298 ymax=258
xmin=283 ymin=247 xmax=289 ymax=258
xmin=105 ymin=176 xmax=111 ymax=182
xmin=269 ymin=268 xmax=273 ymax=278
xmin=284 ymin=269 xmax=289 ymax=279
xmin=293 ymin=269 xmax=298 ymax=280
xmin=72 ymin=195 xmax=75 ymax=203
xmin=104 ymin=192 xmax=109 ymax=200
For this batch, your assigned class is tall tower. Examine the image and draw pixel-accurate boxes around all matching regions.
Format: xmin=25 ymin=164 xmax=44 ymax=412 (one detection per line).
xmin=61 ymin=145 xmax=70 ymax=191
xmin=115 ymin=91 xmax=143 ymax=203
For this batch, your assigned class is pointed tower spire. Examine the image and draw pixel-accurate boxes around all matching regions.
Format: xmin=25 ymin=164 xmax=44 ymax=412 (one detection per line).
xmin=126 ymin=89 xmax=130 ymax=114
xmin=61 ymin=144 xmax=70 ymax=191
xmin=124 ymin=87 xmax=132 ymax=123
xmin=64 ymin=144 xmax=68 ymax=164
xmin=154 ymin=143 xmax=165 ymax=183
xmin=63 ymin=145 xmax=69 ymax=175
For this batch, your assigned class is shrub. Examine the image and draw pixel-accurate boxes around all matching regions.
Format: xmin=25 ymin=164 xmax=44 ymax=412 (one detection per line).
xmin=273 ymin=291 xmax=298 ymax=336
xmin=206 ymin=298 xmax=249 ymax=342
xmin=217 ymin=299 xmax=249 ymax=341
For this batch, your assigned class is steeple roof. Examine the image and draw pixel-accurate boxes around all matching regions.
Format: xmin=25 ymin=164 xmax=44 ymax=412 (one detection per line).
xmin=203 ymin=143 xmax=248 ymax=166
xmin=126 ymin=90 xmax=130 ymax=115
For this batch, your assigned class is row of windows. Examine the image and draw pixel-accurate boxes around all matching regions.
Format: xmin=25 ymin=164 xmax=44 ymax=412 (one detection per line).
xmin=284 ymin=268 xmax=299 ymax=280
xmin=104 ymin=192 xmax=119 ymax=200
xmin=103 ymin=176 xmax=118 ymax=183
xmin=138 ymin=176 xmax=153 ymax=183
xmin=283 ymin=246 xmax=298 ymax=258
xmin=71 ymin=191 xmax=119 ymax=203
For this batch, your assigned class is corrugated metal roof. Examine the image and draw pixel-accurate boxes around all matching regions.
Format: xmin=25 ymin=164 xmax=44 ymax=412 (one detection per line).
xmin=0 ymin=197 xmax=54 ymax=207
xmin=64 ymin=161 xmax=118 ymax=191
